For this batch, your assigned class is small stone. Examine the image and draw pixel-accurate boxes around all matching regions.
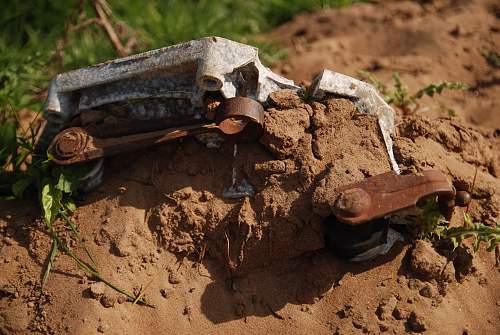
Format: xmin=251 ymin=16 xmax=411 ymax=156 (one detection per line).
xmin=27 ymin=301 xmax=35 ymax=308
xmin=376 ymin=296 xmax=397 ymax=320
xmin=117 ymin=186 xmax=127 ymax=194
xmin=393 ymin=306 xmax=410 ymax=320
xmin=336 ymin=304 xmax=353 ymax=319
xmin=409 ymin=240 xmax=447 ymax=280
xmin=442 ymin=262 xmax=456 ymax=283
xmin=117 ymin=295 xmax=127 ymax=304
xmin=408 ymin=278 xmax=424 ymax=290
xmin=406 ymin=311 xmax=427 ymax=332
xmin=419 ymin=283 xmax=438 ymax=298
xmin=160 ymin=288 xmax=174 ymax=299
xmin=100 ymin=295 xmax=116 ymax=308
xmin=168 ymin=272 xmax=182 ymax=284
xmin=200 ymin=190 xmax=213 ymax=202
xmin=97 ymin=323 xmax=110 ymax=333
xmin=89 ymin=282 xmax=106 ymax=299
xmin=379 ymin=322 xmax=389 ymax=332
xmin=397 ymin=276 xmax=407 ymax=285
xmin=352 ymin=312 xmax=367 ymax=329
xmin=113 ymin=240 xmax=131 ymax=257
xmin=3 ymin=237 xmax=14 ymax=246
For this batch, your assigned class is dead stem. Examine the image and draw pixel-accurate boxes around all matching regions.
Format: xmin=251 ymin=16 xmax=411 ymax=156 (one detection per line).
xmin=466 ymin=165 xmax=478 ymax=214
xmin=92 ymin=0 xmax=130 ymax=57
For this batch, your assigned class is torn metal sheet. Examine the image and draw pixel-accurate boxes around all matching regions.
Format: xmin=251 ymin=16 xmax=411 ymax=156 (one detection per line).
xmin=309 ymin=69 xmax=400 ymax=174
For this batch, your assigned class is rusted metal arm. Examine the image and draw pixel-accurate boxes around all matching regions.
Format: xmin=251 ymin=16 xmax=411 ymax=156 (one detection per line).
xmin=330 ymin=170 xmax=463 ymax=225
xmin=48 ymin=97 xmax=263 ymax=165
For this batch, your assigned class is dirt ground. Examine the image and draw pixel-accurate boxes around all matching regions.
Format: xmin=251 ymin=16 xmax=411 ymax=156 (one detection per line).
xmin=271 ymin=0 xmax=500 ymax=129
xmin=1 ymin=0 xmax=500 ymax=334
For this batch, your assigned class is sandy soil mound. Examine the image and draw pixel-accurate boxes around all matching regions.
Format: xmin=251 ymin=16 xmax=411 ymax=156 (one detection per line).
xmin=1 ymin=89 xmax=499 ymax=334
xmin=1 ymin=1 xmax=500 ymax=334
xmin=270 ymin=0 xmax=500 ymax=129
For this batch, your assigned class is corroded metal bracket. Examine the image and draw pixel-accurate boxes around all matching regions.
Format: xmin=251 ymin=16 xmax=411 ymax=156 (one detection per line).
xmin=36 ymin=37 xmax=402 ymax=191
xmin=48 ymin=97 xmax=264 ymax=165
xmin=330 ymin=170 xmax=457 ymax=225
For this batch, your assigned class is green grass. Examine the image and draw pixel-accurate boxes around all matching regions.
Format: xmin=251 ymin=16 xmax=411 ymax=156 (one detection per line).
xmin=1 ymin=0 xmax=360 ymax=113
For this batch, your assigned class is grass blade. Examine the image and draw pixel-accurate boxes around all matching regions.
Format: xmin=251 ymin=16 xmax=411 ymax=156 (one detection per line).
xmin=53 ymin=232 xmax=155 ymax=307
xmin=61 ymin=212 xmax=97 ymax=268
xmin=42 ymin=237 xmax=58 ymax=288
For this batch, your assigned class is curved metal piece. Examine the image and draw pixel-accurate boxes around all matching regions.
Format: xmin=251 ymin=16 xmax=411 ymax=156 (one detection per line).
xmin=330 ymin=170 xmax=456 ymax=225
xmin=217 ymin=96 xmax=264 ymax=141
xmin=309 ymin=70 xmax=400 ymax=174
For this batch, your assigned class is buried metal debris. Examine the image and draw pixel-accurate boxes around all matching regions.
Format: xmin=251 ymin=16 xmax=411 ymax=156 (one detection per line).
xmin=37 ymin=37 xmax=398 ymax=188
xmin=324 ymin=170 xmax=471 ymax=261
xmin=36 ymin=37 xmax=447 ymax=261
xmin=48 ymin=96 xmax=264 ymax=165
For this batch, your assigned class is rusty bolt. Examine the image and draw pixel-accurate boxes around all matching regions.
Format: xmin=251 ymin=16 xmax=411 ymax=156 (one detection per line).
xmin=54 ymin=129 xmax=87 ymax=158
xmin=332 ymin=188 xmax=371 ymax=218
xmin=455 ymin=190 xmax=472 ymax=207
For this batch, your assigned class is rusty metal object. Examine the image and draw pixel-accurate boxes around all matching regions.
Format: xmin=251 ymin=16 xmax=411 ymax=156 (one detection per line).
xmin=455 ymin=190 xmax=472 ymax=207
xmin=330 ymin=170 xmax=460 ymax=225
xmin=325 ymin=170 xmax=473 ymax=260
xmin=36 ymin=37 xmax=298 ymax=157
xmin=49 ymin=97 xmax=263 ymax=165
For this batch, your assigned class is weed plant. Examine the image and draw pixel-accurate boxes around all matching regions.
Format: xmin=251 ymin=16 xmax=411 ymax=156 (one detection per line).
xmin=359 ymin=71 xmax=468 ymax=115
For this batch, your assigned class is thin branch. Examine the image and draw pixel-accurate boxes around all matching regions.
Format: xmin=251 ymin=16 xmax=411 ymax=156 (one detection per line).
xmin=92 ymin=0 xmax=128 ymax=57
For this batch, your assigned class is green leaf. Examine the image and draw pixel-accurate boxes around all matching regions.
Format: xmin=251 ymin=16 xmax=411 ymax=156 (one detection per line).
xmin=413 ymin=81 xmax=468 ymax=101
xmin=56 ymin=172 xmax=74 ymax=193
xmin=53 ymin=164 xmax=90 ymax=194
xmin=42 ymin=238 xmax=58 ymax=288
xmin=473 ymin=237 xmax=480 ymax=252
xmin=12 ymin=177 xmax=32 ymax=198
xmin=450 ymin=237 xmax=459 ymax=250
xmin=41 ymin=182 xmax=62 ymax=226
xmin=62 ymin=197 xmax=77 ymax=213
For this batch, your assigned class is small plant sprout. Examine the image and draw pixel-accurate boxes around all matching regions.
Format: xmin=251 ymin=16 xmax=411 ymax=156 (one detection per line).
xmin=358 ymin=71 xmax=469 ymax=114
xmin=483 ymin=50 xmax=500 ymax=69
xmin=416 ymin=166 xmax=499 ymax=258
xmin=418 ymin=197 xmax=499 ymax=254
